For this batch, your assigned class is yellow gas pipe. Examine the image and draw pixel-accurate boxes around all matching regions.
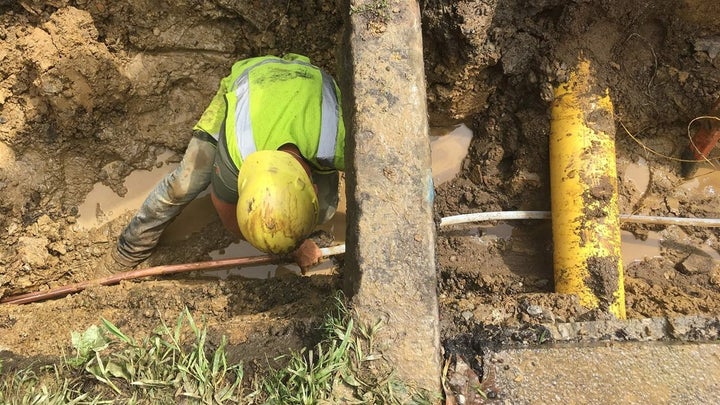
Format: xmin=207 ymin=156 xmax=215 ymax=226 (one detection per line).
xmin=549 ymin=58 xmax=626 ymax=319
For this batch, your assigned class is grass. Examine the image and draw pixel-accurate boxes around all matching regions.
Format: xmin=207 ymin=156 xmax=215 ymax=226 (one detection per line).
xmin=0 ymin=293 xmax=438 ymax=404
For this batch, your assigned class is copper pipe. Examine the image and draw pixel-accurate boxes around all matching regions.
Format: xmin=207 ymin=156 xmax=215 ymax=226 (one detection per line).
xmin=1 ymin=254 xmax=281 ymax=305
xmin=2 ymin=244 xmax=347 ymax=305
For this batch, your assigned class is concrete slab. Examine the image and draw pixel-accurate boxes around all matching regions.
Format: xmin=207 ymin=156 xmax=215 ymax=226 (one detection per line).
xmin=444 ymin=315 xmax=720 ymax=404
xmin=339 ymin=0 xmax=441 ymax=393
xmin=485 ymin=341 xmax=720 ymax=404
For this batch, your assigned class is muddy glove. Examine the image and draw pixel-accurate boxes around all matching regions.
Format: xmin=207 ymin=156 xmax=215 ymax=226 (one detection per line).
xmin=114 ymin=131 xmax=217 ymax=267
xmin=292 ymin=239 xmax=323 ymax=275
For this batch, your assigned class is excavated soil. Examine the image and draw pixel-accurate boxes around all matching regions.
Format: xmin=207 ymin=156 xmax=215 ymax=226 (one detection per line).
xmin=2 ymin=0 xmax=720 ymax=387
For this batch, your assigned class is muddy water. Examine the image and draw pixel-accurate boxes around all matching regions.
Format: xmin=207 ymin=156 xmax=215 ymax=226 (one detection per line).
xmin=677 ymin=167 xmax=720 ymax=199
xmin=76 ymin=151 xmax=179 ymax=230
xmin=621 ymin=162 xmax=720 ymax=264
xmin=622 ymin=157 xmax=650 ymax=205
xmin=78 ymin=170 xmax=346 ymax=279
xmin=430 ymin=124 xmax=473 ymax=186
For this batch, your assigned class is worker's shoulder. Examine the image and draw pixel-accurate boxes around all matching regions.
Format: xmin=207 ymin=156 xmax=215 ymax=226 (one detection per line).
xmin=230 ymin=54 xmax=314 ymax=72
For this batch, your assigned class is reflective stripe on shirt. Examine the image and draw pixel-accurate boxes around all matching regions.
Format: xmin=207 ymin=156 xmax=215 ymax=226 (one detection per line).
xmin=230 ymin=58 xmax=340 ymax=168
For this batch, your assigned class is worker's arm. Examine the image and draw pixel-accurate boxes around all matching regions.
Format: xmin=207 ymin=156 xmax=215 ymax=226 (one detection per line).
xmin=113 ymin=132 xmax=217 ymax=267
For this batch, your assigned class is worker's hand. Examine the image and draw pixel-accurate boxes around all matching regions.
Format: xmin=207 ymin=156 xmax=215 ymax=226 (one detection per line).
xmin=293 ymin=239 xmax=323 ymax=275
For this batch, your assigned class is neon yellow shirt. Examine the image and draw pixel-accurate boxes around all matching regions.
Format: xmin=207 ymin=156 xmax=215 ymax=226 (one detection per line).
xmin=193 ymin=54 xmax=345 ymax=171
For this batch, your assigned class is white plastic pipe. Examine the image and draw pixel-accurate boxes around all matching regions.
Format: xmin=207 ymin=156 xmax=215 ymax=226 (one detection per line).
xmin=439 ymin=211 xmax=720 ymax=228
xmin=440 ymin=211 xmax=551 ymax=226
xmin=327 ymin=211 xmax=720 ymax=258
xmin=320 ymin=244 xmax=346 ymax=256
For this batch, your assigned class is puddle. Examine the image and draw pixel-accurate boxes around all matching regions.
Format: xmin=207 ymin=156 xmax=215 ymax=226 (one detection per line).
xmin=621 ymin=230 xmax=662 ymax=264
xmin=161 ymin=193 xmax=215 ymax=243
xmin=204 ymin=242 xmax=296 ymax=279
xmin=623 ymin=159 xmax=720 ymax=204
xmin=430 ymin=124 xmax=473 ymax=186
xmin=202 ymin=241 xmax=339 ymax=280
xmin=76 ymin=151 xmax=179 ymax=230
xmin=484 ymin=223 xmax=514 ymax=240
xmin=621 ymin=229 xmax=720 ymax=266
xmin=623 ymin=157 xmax=650 ymax=203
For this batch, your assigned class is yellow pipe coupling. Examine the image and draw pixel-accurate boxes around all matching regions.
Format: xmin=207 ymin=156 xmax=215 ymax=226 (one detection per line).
xmin=549 ymin=58 xmax=626 ymax=319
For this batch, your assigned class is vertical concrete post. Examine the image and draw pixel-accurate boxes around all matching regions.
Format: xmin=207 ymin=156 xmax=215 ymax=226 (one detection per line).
xmin=338 ymin=0 xmax=442 ymax=394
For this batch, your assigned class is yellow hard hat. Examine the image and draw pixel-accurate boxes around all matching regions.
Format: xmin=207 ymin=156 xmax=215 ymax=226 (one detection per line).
xmin=236 ymin=150 xmax=319 ymax=254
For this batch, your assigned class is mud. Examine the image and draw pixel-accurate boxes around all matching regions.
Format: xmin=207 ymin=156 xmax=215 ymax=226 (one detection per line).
xmin=2 ymin=0 xmax=720 ymax=392
xmin=0 ymin=0 xmax=345 ymax=365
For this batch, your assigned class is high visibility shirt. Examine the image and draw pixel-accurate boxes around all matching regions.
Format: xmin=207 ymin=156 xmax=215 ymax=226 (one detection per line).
xmin=193 ymin=54 xmax=345 ymax=171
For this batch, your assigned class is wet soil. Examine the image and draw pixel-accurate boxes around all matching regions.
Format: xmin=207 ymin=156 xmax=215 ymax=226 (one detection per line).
xmin=2 ymin=0 xmax=720 ymax=390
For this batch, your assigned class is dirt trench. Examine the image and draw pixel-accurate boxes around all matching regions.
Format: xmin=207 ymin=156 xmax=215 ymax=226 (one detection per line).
xmin=1 ymin=0 xmax=720 ymax=384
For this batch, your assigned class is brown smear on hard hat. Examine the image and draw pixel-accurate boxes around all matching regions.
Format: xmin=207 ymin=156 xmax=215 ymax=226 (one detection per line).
xmin=2 ymin=1 xmax=720 ymax=373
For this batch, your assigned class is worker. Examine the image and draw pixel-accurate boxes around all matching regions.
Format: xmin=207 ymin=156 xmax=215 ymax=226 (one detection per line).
xmin=100 ymin=53 xmax=345 ymax=274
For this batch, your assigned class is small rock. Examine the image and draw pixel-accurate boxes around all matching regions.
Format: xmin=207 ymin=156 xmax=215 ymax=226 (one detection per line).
xmin=541 ymin=308 xmax=556 ymax=323
xmin=461 ymin=311 xmax=474 ymax=321
xmin=677 ymin=70 xmax=690 ymax=84
xmin=694 ymin=36 xmax=720 ymax=59
xmin=17 ymin=236 xmax=50 ymax=267
xmin=678 ymin=253 xmax=715 ymax=275
xmin=709 ymin=270 xmax=720 ymax=286
xmin=526 ymin=304 xmax=544 ymax=317
xmin=100 ymin=160 xmax=129 ymax=183
xmin=665 ymin=197 xmax=680 ymax=214
xmin=48 ymin=241 xmax=67 ymax=255
xmin=6 ymin=222 xmax=18 ymax=235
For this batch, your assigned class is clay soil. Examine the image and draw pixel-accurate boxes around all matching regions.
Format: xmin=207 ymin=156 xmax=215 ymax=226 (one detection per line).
xmin=1 ymin=0 xmax=720 ymax=393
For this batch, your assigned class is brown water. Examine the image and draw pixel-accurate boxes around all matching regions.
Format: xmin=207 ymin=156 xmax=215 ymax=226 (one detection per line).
xmin=621 ymin=163 xmax=720 ymax=263
xmin=677 ymin=167 xmax=720 ymax=199
xmin=430 ymin=124 xmax=473 ymax=186
xmin=76 ymin=150 xmax=179 ymax=230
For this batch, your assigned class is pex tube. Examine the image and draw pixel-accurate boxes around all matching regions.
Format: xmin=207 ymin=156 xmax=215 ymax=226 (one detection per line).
xmin=549 ymin=58 xmax=626 ymax=319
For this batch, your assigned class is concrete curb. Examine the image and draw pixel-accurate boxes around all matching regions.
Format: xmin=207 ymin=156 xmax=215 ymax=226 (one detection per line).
xmin=486 ymin=341 xmax=720 ymax=404
xmin=339 ymin=0 xmax=442 ymax=394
